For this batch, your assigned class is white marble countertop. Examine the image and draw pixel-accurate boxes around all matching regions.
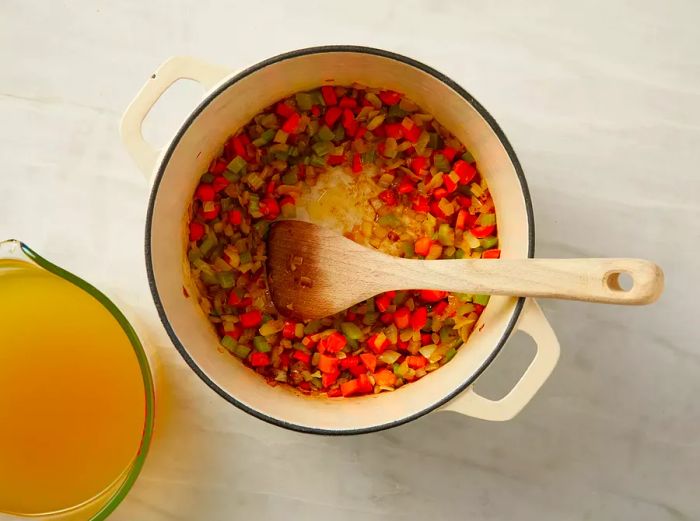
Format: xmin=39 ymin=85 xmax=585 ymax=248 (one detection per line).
xmin=2 ymin=1 xmax=699 ymax=519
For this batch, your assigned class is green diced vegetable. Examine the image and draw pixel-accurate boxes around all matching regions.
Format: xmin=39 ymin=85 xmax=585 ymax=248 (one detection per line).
xmin=221 ymin=335 xmax=237 ymax=352
xmin=317 ymin=125 xmax=335 ymax=142
xmin=480 ymin=236 xmax=498 ymax=249
xmin=388 ymin=105 xmax=407 ymax=118
xmin=340 ymin=322 xmax=363 ymax=340
xmin=473 ymin=294 xmax=490 ymax=306
xmin=377 ymin=213 xmax=401 ymax=228
xmin=282 ymin=171 xmax=298 ymax=185
xmin=239 ymin=250 xmax=252 ymax=265
xmin=199 ymin=233 xmax=217 ymax=256
xmin=253 ymin=128 xmax=275 ymax=147
xmin=216 ymin=271 xmax=235 ymax=289
xmin=433 ymin=153 xmax=451 ymax=172
xmin=428 ymin=132 xmax=441 ymax=149
xmin=222 ymin=170 xmax=240 ymax=182
xmin=304 ymin=320 xmax=322 ymax=334
xmin=362 ymin=150 xmax=376 ymax=164
xmin=200 ymin=173 xmax=214 ymax=183
xmin=310 ymin=155 xmax=326 ymax=167
xmin=362 ymin=312 xmax=379 ymax=326
xmin=253 ymin=336 xmax=271 ymax=353
xmin=477 ymin=213 xmax=496 ymax=226
xmin=437 ymin=223 xmax=454 ymax=246
xmin=281 ymin=204 xmax=296 ymax=218
xmin=462 ymin=149 xmax=475 ymax=163
xmin=311 ymin=141 xmax=333 ymax=158
xmin=454 ymin=248 xmax=467 ymax=259
xmin=228 ymin=156 xmax=247 ymax=174
xmin=295 ymin=92 xmax=313 ymax=111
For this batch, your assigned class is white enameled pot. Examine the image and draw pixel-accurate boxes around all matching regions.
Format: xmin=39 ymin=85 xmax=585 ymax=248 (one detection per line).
xmin=121 ymin=46 xmax=560 ymax=434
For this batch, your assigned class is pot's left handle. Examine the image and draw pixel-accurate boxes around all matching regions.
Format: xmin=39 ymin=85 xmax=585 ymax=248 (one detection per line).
xmin=119 ymin=56 xmax=230 ymax=179
xmin=441 ymin=298 xmax=560 ymax=421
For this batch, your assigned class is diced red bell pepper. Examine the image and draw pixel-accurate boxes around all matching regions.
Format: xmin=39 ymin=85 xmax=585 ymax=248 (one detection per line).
xmin=453 ymin=159 xmax=477 ymax=184
xmin=225 ymin=324 xmax=243 ymax=341
xmin=474 ymin=303 xmax=485 ymax=314
xmin=420 ymin=290 xmax=447 ymax=302
xmin=189 ymin=221 xmax=205 ymax=241
xmin=367 ymin=334 xmax=390 ymax=354
xmin=275 ymin=102 xmax=295 ymax=118
xmin=410 ymin=156 xmax=428 ymax=175
xmin=406 ymin=355 xmax=428 ymax=369
xmin=357 ymin=373 xmax=373 ymax=393
xmin=394 ymin=306 xmax=411 ymax=329
xmin=340 ymin=379 xmax=360 ymax=397
xmin=327 ymin=154 xmax=345 ymax=166
xmin=281 ymin=112 xmax=301 ymax=134
xmin=432 ymin=187 xmax=448 ymax=200
xmin=318 ymin=354 xmax=339 ymax=373
xmin=441 ymin=147 xmax=457 ymax=162
xmin=201 ymin=203 xmax=220 ymax=221
xmin=414 ymin=237 xmax=433 ymax=256
xmin=231 ymin=135 xmax=249 ymax=161
xmin=212 ymin=176 xmax=229 ymax=193
xmin=311 ymin=105 xmax=321 ymax=117
xmin=259 ymin=197 xmax=280 ymax=220
xmin=327 ymin=387 xmax=342 ymax=397
xmin=302 ymin=335 xmax=317 ymax=348
xmin=482 ymin=249 xmax=501 ymax=259
xmin=282 ymin=321 xmax=296 ymax=339
xmin=355 ymin=126 xmax=367 ymax=139
xmin=380 ymin=312 xmax=394 ymax=325
xmin=340 ymin=355 xmax=360 ymax=370
xmin=372 ymin=124 xmax=387 ymax=138
xmin=404 ymin=124 xmax=421 ymax=144
xmin=375 ymin=293 xmax=392 ymax=312
xmin=421 ymin=333 xmax=433 ymax=345
xmin=433 ymin=300 xmax=449 ymax=316
xmin=455 ymin=209 xmax=467 ymax=230
xmin=443 ymin=176 xmax=457 ymax=194
xmin=373 ymin=369 xmax=396 ymax=387
xmin=293 ymin=350 xmax=311 ymax=364
xmin=397 ymin=177 xmax=415 ymax=194
xmin=322 ymin=370 xmax=340 ymax=388
xmin=385 ymin=123 xmax=404 ymax=139
xmin=229 ymin=209 xmax=242 ymax=226
xmin=240 ymin=310 xmax=262 ymax=329
xmin=209 ymin=159 xmax=228 ymax=174
xmin=351 ymin=153 xmax=362 ymax=173
xmin=196 ymin=184 xmax=215 ymax=202
xmin=324 ymin=331 xmax=347 ymax=353
xmin=429 ymin=201 xmax=446 ymax=219
xmin=379 ymin=90 xmax=401 ymax=105
xmin=249 ymin=352 xmax=270 ymax=367
xmin=412 ymin=195 xmax=429 ymax=213
xmin=321 ymin=86 xmax=337 ymax=106
xmin=378 ymin=189 xmax=398 ymax=207
xmin=324 ymin=106 xmax=342 ymax=127
xmin=346 ymin=310 xmax=357 ymax=321
xmin=360 ymin=353 xmax=377 ymax=373
xmin=411 ymin=306 xmax=428 ymax=331
xmin=265 ymin=180 xmax=276 ymax=195
xmin=279 ymin=196 xmax=296 ymax=208
xmin=339 ymin=96 xmax=357 ymax=108
xmin=470 ymin=224 xmax=496 ymax=238
xmin=342 ymin=108 xmax=355 ymax=128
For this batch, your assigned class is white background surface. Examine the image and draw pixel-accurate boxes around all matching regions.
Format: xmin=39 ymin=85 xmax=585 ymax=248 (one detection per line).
xmin=2 ymin=1 xmax=699 ymax=520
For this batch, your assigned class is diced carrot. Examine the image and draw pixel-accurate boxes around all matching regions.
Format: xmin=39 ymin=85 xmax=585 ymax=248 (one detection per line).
xmin=373 ymin=369 xmax=396 ymax=387
xmin=482 ymin=249 xmax=501 ymax=259
xmin=411 ymin=307 xmax=428 ymax=331
xmin=394 ymin=307 xmax=410 ymax=329
xmin=340 ymin=379 xmax=360 ymax=397
xmin=360 ymin=353 xmax=377 ymax=373
xmin=318 ymin=354 xmax=339 ymax=374
xmin=406 ymin=355 xmax=427 ymax=369
xmin=414 ymin=237 xmax=432 ymax=256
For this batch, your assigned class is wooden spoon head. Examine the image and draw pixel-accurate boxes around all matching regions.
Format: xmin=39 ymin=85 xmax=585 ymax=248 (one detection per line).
xmin=265 ymin=220 xmax=377 ymax=320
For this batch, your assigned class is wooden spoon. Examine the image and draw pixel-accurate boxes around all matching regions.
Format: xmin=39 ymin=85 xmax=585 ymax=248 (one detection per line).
xmin=266 ymin=220 xmax=664 ymax=321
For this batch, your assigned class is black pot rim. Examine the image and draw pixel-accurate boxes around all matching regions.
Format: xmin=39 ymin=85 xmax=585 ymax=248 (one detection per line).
xmin=144 ymin=45 xmax=535 ymax=436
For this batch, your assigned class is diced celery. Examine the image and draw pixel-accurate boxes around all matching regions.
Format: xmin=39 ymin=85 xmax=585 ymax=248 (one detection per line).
xmin=399 ymin=241 xmax=414 ymax=258
xmin=199 ymin=233 xmax=217 ymax=256
xmin=274 ymin=129 xmax=288 ymax=144
xmin=439 ymin=326 xmax=454 ymax=343
xmin=465 ymin=232 xmax=481 ymax=249
xmin=362 ymin=312 xmax=379 ymax=325
xmin=234 ymin=344 xmax=251 ymax=359
xmin=221 ymin=335 xmax=237 ymax=352
xmin=477 ymin=213 xmax=496 ymax=226
xmin=239 ymin=250 xmax=252 ymax=265
xmin=462 ymin=149 xmax=475 ymax=163
xmin=437 ymin=198 xmax=455 ymax=216
xmin=361 ymin=150 xmax=376 ymax=164
xmin=317 ymin=125 xmax=335 ymax=142
xmin=295 ymin=92 xmax=313 ymax=111
xmin=188 ymin=248 xmax=202 ymax=263
xmin=455 ymin=248 xmax=467 ymax=259
xmin=200 ymin=173 xmax=215 ymax=183
xmin=378 ymin=350 xmax=401 ymax=365
xmin=378 ymin=213 xmax=401 ymax=228
xmin=340 ymin=322 xmax=363 ymax=340
xmin=252 ymin=128 xmax=275 ymax=147
xmin=227 ymin=156 xmax=247 ymax=174
xmin=282 ymin=171 xmax=298 ymax=185
xmin=473 ymin=294 xmax=490 ymax=306
xmin=334 ymin=124 xmax=345 ymax=142
xmin=200 ymin=270 xmax=218 ymax=286
xmin=388 ymin=105 xmax=407 ymax=118
xmin=437 ymin=223 xmax=454 ymax=246
xmin=444 ymin=347 xmax=457 ymax=363
xmin=434 ymin=153 xmax=451 ymax=172
xmin=310 ymin=90 xmax=325 ymax=106
xmin=253 ymin=336 xmax=271 ymax=352
xmin=304 ymin=320 xmax=322 ymax=334
xmin=428 ymin=132 xmax=441 ymax=149
xmin=216 ymin=271 xmax=235 ymax=289
xmin=365 ymin=92 xmax=382 ymax=108
xmin=480 ymin=236 xmax=498 ymax=249
xmin=254 ymin=220 xmax=269 ymax=238
xmin=313 ymin=138 xmax=335 ymax=155
xmin=309 ymin=155 xmax=326 ymax=167
xmin=246 ymin=172 xmax=264 ymax=191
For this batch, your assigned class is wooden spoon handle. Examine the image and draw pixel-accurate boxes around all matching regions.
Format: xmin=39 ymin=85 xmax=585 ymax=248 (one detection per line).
xmin=384 ymin=258 xmax=664 ymax=305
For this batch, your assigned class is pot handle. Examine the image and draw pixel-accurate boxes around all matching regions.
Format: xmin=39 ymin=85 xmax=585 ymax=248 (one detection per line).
xmin=119 ymin=56 xmax=230 ymax=178
xmin=441 ymin=298 xmax=560 ymax=421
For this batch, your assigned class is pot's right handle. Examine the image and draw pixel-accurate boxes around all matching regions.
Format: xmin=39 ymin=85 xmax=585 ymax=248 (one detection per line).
xmin=119 ymin=56 xmax=230 ymax=179
xmin=442 ymin=298 xmax=560 ymax=421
